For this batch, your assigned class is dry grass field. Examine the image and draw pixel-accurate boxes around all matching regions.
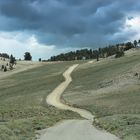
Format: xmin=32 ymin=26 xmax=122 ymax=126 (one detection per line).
xmin=0 ymin=61 xmax=81 ymax=140
xmin=63 ymin=49 xmax=140 ymax=140
xmin=0 ymin=49 xmax=139 ymax=140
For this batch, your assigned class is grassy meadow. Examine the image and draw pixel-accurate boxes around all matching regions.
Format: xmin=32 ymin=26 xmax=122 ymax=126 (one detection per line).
xmin=0 ymin=49 xmax=140 ymax=140
xmin=0 ymin=61 xmax=82 ymax=140
xmin=63 ymin=50 xmax=140 ymax=140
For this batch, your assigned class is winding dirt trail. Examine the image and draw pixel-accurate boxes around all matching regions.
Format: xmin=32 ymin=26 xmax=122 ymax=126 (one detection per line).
xmin=38 ymin=64 xmax=120 ymax=140
xmin=47 ymin=64 xmax=93 ymax=121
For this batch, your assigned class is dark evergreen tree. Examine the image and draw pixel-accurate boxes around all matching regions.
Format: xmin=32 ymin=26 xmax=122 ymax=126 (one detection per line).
xmin=24 ymin=52 xmax=32 ymax=61
xmin=9 ymin=55 xmax=16 ymax=70
xmin=1 ymin=65 xmax=4 ymax=70
xmin=39 ymin=58 xmax=42 ymax=62
xmin=3 ymin=66 xmax=7 ymax=72
xmin=125 ymin=42 xmax=134 ymax=50
xmin=10 ymin=55 xmax=16 ymax=64
xmin=138 ymin=39 xmax=140 ymax=47
xmin=134 ymin=40 xmax=138 ymax=48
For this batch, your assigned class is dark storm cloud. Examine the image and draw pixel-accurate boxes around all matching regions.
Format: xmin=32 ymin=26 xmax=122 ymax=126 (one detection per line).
xmin=0 ymin=0 xmax=140 ymax=48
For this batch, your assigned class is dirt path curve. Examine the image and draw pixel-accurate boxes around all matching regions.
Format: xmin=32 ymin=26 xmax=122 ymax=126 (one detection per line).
xmin=38 ymin=64 xmax=120 ymax=140
xmin=47 ymin=64 xmax=93 ymax=121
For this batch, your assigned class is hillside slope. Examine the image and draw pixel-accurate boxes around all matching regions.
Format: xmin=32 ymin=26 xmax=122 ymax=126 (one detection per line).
xmin=38 ymin=64 xmax=120 ymax=140
xmin=0 ymin=58 xmax=44 ymax=79
xmin=0 ymin=61 xmax=81 ymax=139
xmin=63 ymin=49 xmax=140 ymax=140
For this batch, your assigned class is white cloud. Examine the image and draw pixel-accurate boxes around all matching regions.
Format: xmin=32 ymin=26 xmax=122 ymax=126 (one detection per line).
xmin=125 ymin=16 xmax=140 ymax=40
xmin=107 ymin=16 xmax=140 ymax=42
xmin=0 ymin=31 xmax=58 ymax=60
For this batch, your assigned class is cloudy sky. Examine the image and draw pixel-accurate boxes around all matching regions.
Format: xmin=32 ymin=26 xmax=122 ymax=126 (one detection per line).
xmin=0 ymin=0 xmax=140 ymax=60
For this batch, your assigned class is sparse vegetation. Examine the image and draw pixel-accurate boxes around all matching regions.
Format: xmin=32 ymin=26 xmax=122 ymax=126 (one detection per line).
xmin=0 ymin=54 xmax=16 ymax=72
xmin=115 ymin=50 xmax=124 ymax=58
xmin=63 ymin=49 xmax=140 ymax=140
xmin=0 ymin=107 xmax=80 ymax=140
xmin=0 ymin=61 xmax=81 ymax=139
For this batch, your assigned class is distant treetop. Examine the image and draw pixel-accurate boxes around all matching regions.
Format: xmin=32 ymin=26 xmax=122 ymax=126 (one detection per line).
xmin=48 ymin=39 xmax=139 ymax=61
xmin=0 ymin=53 xmax=9 ymax=59
xmin=24 ymin=52 xmax=32 ymax=61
